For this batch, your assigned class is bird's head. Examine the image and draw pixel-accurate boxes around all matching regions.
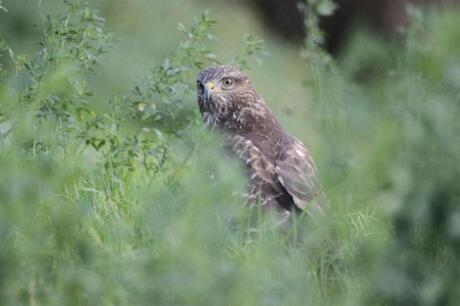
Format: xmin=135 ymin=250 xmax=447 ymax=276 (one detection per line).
xmin=196 ymin=65 xmax=256 ymax=117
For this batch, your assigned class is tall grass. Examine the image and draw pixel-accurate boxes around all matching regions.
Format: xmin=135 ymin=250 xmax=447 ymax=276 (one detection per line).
xmin=0 ymin=1 xmax=459 ymax=305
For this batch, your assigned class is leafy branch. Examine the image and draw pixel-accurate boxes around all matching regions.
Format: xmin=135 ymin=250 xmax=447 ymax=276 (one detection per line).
xmin=299 ymin=0 xmax=337 ymax=66
xmin=233 ymin=34 xmax=268 ymax=70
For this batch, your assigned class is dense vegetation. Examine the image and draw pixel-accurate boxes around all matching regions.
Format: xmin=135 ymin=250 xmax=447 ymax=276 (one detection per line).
xmin=0 ymin=1 xmax=459 ymax=305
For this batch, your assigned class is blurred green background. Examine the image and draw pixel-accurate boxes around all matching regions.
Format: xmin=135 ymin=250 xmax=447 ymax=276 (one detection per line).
xmin=1 ymin=0 xmax=460 ymax=305
xmin=0 ymin=0 xmax=316 ymax=139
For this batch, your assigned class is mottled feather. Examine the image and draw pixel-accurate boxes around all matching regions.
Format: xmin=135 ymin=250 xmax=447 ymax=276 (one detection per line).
xmin=275 ymin=136 xmax=326 ymax=215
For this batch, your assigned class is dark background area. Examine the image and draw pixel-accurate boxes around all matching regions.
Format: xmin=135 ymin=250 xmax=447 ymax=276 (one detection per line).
xmin=250 ymin=0 xmax=459 ymax=53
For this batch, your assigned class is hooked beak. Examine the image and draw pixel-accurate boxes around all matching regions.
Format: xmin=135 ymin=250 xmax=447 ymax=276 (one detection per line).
xmin=204 ymin=81 xmax=216 ymax=100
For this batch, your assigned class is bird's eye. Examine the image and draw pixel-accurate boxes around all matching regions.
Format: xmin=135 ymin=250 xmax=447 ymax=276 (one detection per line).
xmin=222 ymin=78 xmax=234 ymax=88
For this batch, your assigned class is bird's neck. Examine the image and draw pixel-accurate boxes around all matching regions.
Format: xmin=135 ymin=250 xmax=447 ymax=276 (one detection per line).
xmin=224 ymin=102 xmax=285 ymax=143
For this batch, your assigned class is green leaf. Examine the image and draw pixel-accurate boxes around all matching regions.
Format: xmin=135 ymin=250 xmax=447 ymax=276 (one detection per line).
xmin=316 ymin=0 xmax=337 ymax=16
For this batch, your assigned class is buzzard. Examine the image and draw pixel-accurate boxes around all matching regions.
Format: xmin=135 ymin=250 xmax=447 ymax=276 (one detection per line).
xmin=197 ymin=65 xmax=326 ymax=218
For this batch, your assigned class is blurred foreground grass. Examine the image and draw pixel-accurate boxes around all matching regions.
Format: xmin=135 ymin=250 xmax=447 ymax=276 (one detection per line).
xmin=1 ymin=1 xmax=460 ymax=305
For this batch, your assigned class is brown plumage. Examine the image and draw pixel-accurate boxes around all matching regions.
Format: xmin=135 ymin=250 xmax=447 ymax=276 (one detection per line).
xmin=197 ymin=65 xmax=326 ymax=217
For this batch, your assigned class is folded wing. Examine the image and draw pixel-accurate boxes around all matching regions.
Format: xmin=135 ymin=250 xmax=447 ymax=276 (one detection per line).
xmin=275 ymin=136 xmax=327 ymax=215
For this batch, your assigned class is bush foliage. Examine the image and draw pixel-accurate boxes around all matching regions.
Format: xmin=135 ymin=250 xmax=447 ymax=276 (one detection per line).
xmin=0 ymin=1 xmax=459 ymax=305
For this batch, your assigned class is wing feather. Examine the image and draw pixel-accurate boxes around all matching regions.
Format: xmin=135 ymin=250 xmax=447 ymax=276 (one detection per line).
xmin=275 ymin=137 xmax=327 ymax=215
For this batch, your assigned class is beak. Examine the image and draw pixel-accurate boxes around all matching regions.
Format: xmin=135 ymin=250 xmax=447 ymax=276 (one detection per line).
xmin=204 ymin=81 xmax=215 ymax=100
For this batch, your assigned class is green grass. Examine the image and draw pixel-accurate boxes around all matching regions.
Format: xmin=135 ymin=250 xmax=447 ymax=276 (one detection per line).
xmin=1 ymin=1 xmax=460 ymax=305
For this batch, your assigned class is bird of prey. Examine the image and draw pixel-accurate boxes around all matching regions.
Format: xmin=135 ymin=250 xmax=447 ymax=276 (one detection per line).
xmin=196 ymin=65 xmax=327 ymax=218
